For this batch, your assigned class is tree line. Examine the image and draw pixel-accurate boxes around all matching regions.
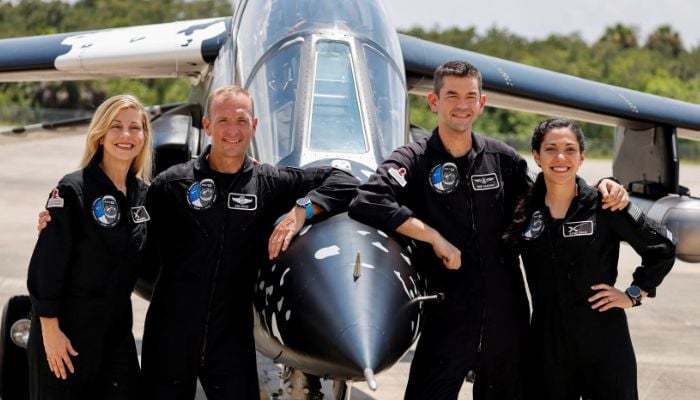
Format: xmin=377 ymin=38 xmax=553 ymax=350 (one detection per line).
xmin=1 ymin=0 xmax=699 ymax=158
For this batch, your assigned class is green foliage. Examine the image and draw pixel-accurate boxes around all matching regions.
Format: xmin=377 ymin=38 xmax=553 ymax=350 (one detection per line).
xmin=0 ymin=0 xmax=232 ymax=122
xmin=0 ymin=1 xmax=699 ymax=161
xmin=403 ymin=23 xmax=700 ymax=160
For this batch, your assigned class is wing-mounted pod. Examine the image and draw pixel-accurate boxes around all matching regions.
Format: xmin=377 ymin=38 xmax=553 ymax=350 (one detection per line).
xmin=253 ymin=213 xmax=428 ymax=388
xmin=613 ymin=125 xmax=681 ymax=198
xmin=613 ymin=124 xmax=700 ymax=263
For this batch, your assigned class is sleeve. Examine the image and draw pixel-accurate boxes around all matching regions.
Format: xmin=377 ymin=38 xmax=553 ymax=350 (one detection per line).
xmin=275 ymin=165 xmax=359 ymax=215
xmin=26 ymin=183 xmax=77 ymax=317
xmin=348 ymin=145 xmax=418 ymax=232
xmin=610 ymin=202 xmax=676 ymax=297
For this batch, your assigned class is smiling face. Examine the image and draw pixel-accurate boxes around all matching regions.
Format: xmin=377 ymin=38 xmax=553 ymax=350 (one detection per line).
xmin=533 ymin=127 xmax=585 ymax=186
xmin=428 ymin=75 xmax=486 ymax=137
xmin=100 ymin=107 xmax=145 ymax=166
xmin=203 ymin=92 xmax=258 ymax=166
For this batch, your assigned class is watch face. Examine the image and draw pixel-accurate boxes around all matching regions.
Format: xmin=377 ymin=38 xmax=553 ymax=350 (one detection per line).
xmin=296 ymin=197 xmax=311 ymax=207
xmin=627 ymin=286 xmax=642 ymax=298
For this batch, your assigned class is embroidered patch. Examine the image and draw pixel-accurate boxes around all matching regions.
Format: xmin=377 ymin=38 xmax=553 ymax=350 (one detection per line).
xmin=228 ymin=193 xmax=257 ymax=211
xmin=627 ymin=203 xmax=642 ymax=222
xmin=46 ymin=188 xmax=64 ymax=208
xmin=187 ymin=179 xmax=216 ymax=210
xmin=92 ymin=195 xmax=120 ymax=227
xmin=470 ymin=173 xmax=500 ymax=191
xmin=665 ymin=229 xmax=674 ymax=242
xmin=429 ymin=162 xmax=459 ymax=194
xmin=389 ymin=167 xmax=408 ymax=187
xmin=130 ymin=206 xmax=150 ymax=223
xmin=562 ymin=220 xmax=594 ymax=237
xmin=523 ymin=210 xmax=545 ymax=240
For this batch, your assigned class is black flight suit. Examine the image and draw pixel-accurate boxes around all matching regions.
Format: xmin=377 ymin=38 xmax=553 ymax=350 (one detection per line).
xmin=349 ymin=130 xmax=531 ymax=400
xmin=27 ymin=152 xmax=147 ymax=400
xmin=519 ymin=177 xmax=675 ymax=400
xmin=141 ymin=146 xmax=358 ymax=400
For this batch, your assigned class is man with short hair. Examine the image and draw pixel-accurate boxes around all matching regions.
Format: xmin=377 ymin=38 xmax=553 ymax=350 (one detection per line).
xmin=141 ymin=85 xmax=358 ymax=399
xmin=349 ymin=60 xmax=628 ymax=399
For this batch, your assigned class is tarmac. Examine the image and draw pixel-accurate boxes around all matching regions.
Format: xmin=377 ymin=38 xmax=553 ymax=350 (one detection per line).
xmin=1 ymin=131 xmax=699 ymax=399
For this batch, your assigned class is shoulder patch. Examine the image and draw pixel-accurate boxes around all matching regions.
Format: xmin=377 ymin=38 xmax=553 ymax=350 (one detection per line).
xmin=627 ymin=203 xmax=642 ymax=222
xmin=46 ymin=188 xmax=65 ymax=208
xmin=388 ymin=167 xmax=408 ymax=187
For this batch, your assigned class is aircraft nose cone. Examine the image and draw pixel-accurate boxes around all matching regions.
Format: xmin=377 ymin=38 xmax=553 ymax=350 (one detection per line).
xmin=253 ymin=213 xmax=427 ymax=380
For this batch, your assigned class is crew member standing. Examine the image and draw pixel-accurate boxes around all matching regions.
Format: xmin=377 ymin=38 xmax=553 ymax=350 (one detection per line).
xmin=27 ymin=95 xmax=152 ymax=400
xmin=348 ymin=61 xmax=629 ymax=399
xmin=505 ymin=118 xmax=675 ymax=399
xmin=141 ymin=85 xmax=358 ymax=400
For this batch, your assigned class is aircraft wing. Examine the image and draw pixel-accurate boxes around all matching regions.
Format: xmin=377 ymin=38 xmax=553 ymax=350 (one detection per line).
xmin=0 ymin=17 xmax=230 ymax=82
xmin=399 ymin=34 xmax=700 ymax=141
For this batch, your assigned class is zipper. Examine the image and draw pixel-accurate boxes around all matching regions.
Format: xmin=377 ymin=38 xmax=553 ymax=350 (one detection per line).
xmin=199 ymin=190 xmax=229 ymax=367
xmin=477 ymin=306 xmax=486 ymax=352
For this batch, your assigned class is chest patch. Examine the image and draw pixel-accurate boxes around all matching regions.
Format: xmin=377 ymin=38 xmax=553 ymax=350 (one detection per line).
xmin=228 ymin=193 xmax=257 ymax=211
xmin=92 ymin=195 xmax=120 ymax=227
xmin=187 ymin=179 xmax=216 ymax=210
xmin=46 ymin=188 xmax=65 ymax=209
xmin=429 ymin=162 xmax=459 ymax=194
xmin=470 ymin=173 xmax=500 ymax=191
xmin=130 ymin=206 xmax=150 ymax=223
xmin=562 ymin=220 xmax=594 ymax=237
xmin=523 ymin=210 xmax=545 ymax=240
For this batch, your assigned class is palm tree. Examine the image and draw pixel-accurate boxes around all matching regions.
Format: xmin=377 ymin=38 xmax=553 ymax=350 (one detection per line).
xmin=646 ymin=25 xmax=684 ymax=58
xmin=598 ymin=23 xmax=639 ymax=49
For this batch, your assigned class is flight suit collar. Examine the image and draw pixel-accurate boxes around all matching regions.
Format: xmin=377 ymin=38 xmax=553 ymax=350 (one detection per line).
xmin=538 ymin=176 xmax=597 ymax=223
xmin=85 ymin=148 xmax=139 ymax=196
xmin=428 ymin=128 xmax=485 ymax=159
xmin=195 ymin=145 xmax=254 ymax=175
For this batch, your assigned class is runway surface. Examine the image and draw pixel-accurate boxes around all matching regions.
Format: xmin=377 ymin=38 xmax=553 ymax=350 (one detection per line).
xmin=1 ymin=131 xmax=699 ymax=399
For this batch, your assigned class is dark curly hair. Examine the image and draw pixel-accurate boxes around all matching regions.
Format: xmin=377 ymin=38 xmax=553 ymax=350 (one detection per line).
xmin=503 ymin=118 xmax=585 ymax=248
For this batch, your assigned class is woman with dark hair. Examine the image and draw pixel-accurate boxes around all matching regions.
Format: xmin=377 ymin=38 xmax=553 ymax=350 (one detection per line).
xmin=505 ymin=118 xmax=676 ymax=399
xmin=27 ymin=94 xmax=152 ymax=399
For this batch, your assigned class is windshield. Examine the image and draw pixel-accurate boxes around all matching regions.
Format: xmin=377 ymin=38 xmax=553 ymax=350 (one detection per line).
xmin=308 ymin=41 xmax=366 ymax=153
xmin=247 ymin=42 xmax=301 ymax=163
xmin=363 ymin=43 xmax=406 ymax=159
xmin=237 ymin=0 xmax=401 ymax=80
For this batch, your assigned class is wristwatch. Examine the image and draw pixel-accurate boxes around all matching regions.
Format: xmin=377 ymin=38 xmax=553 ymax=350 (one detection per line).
xmin=295 ymin=197 xmax=314 ymax=220
xmin=625 ymin=285 xmax=643 ymax=307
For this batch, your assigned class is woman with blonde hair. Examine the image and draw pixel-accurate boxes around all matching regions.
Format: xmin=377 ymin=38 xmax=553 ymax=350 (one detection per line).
xmin=27 ymin=94 xmax=152 ymax=399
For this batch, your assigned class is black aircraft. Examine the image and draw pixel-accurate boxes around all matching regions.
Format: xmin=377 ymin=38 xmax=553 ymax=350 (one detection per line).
xmin=1 ymin=0 xmax=699 ymax=399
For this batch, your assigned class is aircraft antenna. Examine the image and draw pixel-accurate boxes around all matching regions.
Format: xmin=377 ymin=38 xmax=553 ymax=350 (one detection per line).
xmin=353 ymin=251 xmax=362 ymax=279
xmin=363 ymin=368 xmax=378 ymax=391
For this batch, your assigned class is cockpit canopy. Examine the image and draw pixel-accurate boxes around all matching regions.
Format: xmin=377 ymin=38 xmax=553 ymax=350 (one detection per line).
xmin=236 ymin=0 xmax=408 ymax=168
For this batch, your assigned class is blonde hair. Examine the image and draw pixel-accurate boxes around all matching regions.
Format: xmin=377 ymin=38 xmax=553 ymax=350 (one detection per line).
xmin=79 ymin=94 xmax=153 ymax=181
xmin=206 ymin=85 xmax=255 ymax=119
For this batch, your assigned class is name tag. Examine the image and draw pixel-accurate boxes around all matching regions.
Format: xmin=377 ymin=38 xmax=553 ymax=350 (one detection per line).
xmin=563 ymin=220 xmax=594 ymax=237
xmin=470 ymin=173 xmax=500 ymax=191
xmin=228 ymin=193 xmax=257 ymax=211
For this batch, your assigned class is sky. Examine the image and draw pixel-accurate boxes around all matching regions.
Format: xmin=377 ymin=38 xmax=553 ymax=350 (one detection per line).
xmin=380 ymin=0 xmax=700 ymax=49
